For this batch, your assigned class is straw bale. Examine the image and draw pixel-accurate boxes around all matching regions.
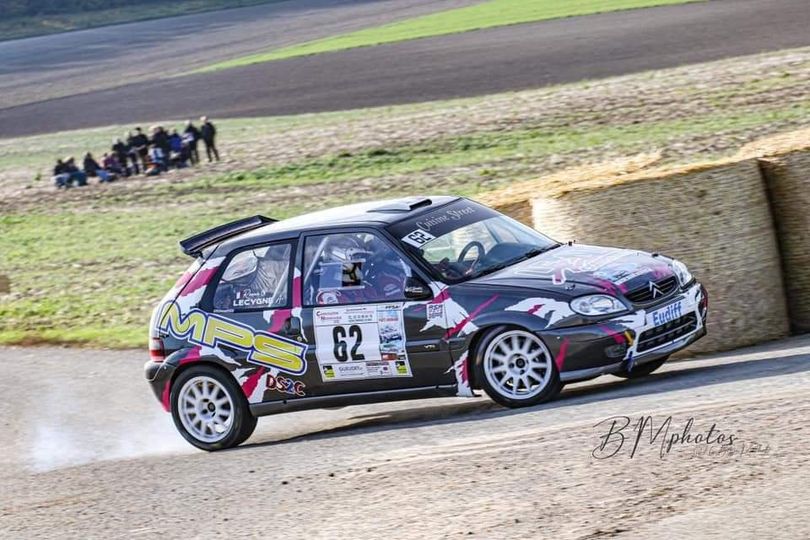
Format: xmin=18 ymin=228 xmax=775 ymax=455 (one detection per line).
xmin=478 ymin=152 xmax=661 ymax=225
xmin=758 ymin=148 xmax=810 ymax=332
xmin=736 ymin=127 xmax=810 ymax=159
xmin=530 ymin=158 xmax=789 ymax=354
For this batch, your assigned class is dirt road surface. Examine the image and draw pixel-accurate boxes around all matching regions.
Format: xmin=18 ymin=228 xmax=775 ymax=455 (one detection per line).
xmin=1 ymin=337 xmax=808 ymax=538
xmin=3 ymin=0 xmax=810 ymax=138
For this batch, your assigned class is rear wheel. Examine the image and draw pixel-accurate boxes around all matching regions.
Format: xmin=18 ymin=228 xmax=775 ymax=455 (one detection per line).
xmin=474 ymin=327 xmax=563 ymax=408
xmin=613 ymin=356 xmax=669 ymax=379
xmin=170 ymin=365 xmax=257 ymax=451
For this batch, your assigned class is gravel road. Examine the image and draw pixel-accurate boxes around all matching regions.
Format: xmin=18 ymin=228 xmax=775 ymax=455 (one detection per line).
xmin=1 ymin=337 xmax=808 ymax=538
xmin=3 ymin=0 xmax=810 ymax=138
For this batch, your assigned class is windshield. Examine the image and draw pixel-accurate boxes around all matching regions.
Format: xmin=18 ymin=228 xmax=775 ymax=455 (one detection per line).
xmin=389 ymin=200 xmax=558 ymax=283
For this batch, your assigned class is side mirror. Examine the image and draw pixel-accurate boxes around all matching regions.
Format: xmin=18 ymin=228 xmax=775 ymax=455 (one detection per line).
xmin=404 ymin=276 xmax=432 ymax=301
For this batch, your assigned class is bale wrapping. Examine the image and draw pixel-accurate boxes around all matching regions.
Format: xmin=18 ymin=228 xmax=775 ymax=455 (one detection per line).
xmin=758 ymin=149 xmax=810 ymax=332
xmin=530 ymin=158 xmax=790 ymax=354
xmin=478 ymin=152 xmax=661 ymax=225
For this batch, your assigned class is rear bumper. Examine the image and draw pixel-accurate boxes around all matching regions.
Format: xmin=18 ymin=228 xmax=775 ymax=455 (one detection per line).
xmin=545 ymin=282 xmax=707 ymax=381
xmin=144 ymin=359 xmax=177 ymax=409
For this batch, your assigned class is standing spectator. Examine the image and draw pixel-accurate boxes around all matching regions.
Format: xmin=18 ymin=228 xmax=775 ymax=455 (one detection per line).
xmin=125 ymin=132 xmax=142 ymax=175
xmin=112 ymin=138 xmax=131 ymax=176
xmin=183 ymin=120 xmax=201 ymax=164
xmin=200 ymin=116 xmax=219 ymax=162
xmin=151 ymin=126 xmax=171 ymax=158
xmin=130 ymin=127 xmax=149 ymax=171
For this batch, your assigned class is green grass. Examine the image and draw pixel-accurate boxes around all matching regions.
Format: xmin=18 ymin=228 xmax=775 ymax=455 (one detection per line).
xmin=199 ymin=0 xmax=701 ymax=72
xmin=0 ymin=0 xmax=285 ymax=42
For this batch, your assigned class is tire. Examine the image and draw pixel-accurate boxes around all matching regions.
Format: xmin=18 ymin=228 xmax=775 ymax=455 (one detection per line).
xmin=473 ymin=327 xmax=563 ymax=408
xmin=170 ymin=364 xmax=257 ymax=451
xmin=613 ymin=356 xmax=669 ymax=379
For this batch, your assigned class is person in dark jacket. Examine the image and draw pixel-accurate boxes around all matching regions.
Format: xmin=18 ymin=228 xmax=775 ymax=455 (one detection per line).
xmin=53 ymin=159 xmax=70 ymax=188
xmin=130 ymin=128 xmax=149 ymax=171
xmin=151 ymin=126 xmax=171 ymax=159
xmin=183 ymin=120 xmax=201 ymax=165
xmin=83 ymin=152 xmax=114 ymax=183
xmin=200 ymin=116 xmax=219 ymax=162
xmin=112 ymin=138 xmax=131 ymax=177
xmin=64 ymin=157 xmax=88 ymax=187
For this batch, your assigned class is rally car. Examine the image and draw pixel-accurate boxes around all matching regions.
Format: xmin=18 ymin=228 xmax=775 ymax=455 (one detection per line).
xmin=145 ymin=196 xmax=708 ymax=450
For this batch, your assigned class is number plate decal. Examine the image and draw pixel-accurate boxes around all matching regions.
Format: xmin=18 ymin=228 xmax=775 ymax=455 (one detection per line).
xmin=401 ymin=229 xmax=436 ymax=248
xmin=314 ymin=303 xmax=412 ymax=381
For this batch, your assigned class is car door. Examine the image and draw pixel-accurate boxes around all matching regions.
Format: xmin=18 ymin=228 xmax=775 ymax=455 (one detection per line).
xmin=299 ymin=229 xmax=454 ymax=396
xmin=203 ymin=240 xmax=312 ymax=399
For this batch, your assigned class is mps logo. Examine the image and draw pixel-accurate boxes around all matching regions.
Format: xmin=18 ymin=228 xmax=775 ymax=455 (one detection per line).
xmin=157 ymin=302 xmax=308 ymax=374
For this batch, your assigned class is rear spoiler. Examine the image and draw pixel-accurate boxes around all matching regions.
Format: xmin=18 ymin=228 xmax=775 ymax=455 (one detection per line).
xmin=179 ymin=215 xmax=276 ymax=257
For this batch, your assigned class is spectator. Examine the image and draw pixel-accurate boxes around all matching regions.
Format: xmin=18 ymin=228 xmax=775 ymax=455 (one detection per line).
xmin=125 ymin=132 xmax=142 ymax=175
xmin=183 ymin=120 xmax=201 ymax=164
xmin=52 ymin=158 xmax=70 ymax=188
xmin=200 ymin=116 xmax=219 ymax=162
xmin=151 ymin=126 xmax=171 ymax=158
xmin=112 ymin=138 xmax=131 ymax=176
xmin=83 ymin=152 xmax=114 ymax=183
xmin=102 ymin=152 xmax=124 ymax=177
xmin=147 ymin=144 xmax=167 ymax=175
xmin=129 ymin=128 xmax=149 ymax=172
xmin=63 ymin=157 xmax=88 ymax=187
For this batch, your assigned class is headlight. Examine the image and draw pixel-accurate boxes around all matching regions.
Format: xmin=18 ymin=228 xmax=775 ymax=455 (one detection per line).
xmin=570 ymin=295 xmax=627 ymax=316
xmin=671 ymin=260 xmax=694 ymax=286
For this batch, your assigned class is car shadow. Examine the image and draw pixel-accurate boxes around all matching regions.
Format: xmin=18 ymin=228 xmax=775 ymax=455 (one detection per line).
xmin=238 ymin=347 xmax=810 ymax=451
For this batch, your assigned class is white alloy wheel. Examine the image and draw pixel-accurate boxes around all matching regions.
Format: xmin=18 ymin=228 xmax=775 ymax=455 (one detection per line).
xmin=483 ymin=330 xmax=553 ymax=400
xmin=177 ymin=375 xmax=235 ymax=444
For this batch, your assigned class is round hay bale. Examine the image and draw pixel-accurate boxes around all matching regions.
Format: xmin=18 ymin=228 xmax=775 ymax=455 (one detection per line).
xmin=758 ymin=149 xmax=810 ymax=332
xmin=530 ymin=158 xmax=789 ymax=354
xmin=736 ymin=127 xmax=810 ymax=159
xmin=478 ymin=152 xmax=661 ymax=226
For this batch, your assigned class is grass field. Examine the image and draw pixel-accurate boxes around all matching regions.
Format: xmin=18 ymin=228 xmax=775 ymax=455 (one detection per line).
xmin=0 ymin=0 xmax=284 ymax=42
xmin=1 ymin=46 xmax=809 ymax=349
xmin=199 ymin=0 xmax=701 ymax=72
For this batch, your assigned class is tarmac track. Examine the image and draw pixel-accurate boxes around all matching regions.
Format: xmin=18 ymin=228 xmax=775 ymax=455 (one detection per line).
xmin=1 ymin=337 xmax=809 ymax=538
xmin=2 ymin=0 xmax=810 ymax=138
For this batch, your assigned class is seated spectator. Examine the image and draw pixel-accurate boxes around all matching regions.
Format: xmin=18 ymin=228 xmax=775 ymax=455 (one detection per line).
xmin=52 ymin=158 xmax=70 ymax=188
xmin=63 ymin=157 xmax=88 ymax=187
xmin=146 ymin=144 xmax=167 ymax=175
xmin=102 ymin=152 xmax=124 ymax=177
xmin=83 ymin=152 xmax=114 ymax=183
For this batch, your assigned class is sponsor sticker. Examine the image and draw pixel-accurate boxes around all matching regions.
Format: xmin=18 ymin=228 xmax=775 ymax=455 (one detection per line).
xmin=648 ymin=300 xmax=685 ymax=327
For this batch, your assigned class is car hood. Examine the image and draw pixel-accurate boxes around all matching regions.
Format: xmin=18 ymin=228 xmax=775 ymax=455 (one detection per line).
xmin=471 ymin=244 xmax=676 ymax=296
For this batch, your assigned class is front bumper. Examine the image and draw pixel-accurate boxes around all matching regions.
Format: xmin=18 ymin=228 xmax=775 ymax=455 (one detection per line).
xmin=544 ymin=282 xmax=707 ymax=381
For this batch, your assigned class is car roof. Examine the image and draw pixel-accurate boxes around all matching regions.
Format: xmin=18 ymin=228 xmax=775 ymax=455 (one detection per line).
xmin=218 ymin=195 xmax=459 ymax=252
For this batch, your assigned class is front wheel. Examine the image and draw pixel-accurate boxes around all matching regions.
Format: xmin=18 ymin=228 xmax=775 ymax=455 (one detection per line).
xmin=170 ymin=365 xmax=257 ymax=451
xmin=613 ymin=356 xmax=669 ymax=379
xmin=474 ymin=327 xmax=563 ymax=408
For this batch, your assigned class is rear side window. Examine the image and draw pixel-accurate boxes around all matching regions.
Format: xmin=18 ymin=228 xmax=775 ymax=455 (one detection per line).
xmin=212 ymin=243 xmax=293 ymax=312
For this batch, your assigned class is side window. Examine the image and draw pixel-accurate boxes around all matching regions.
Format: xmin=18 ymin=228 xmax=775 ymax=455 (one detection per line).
xmin=212 ymin=243 xmax=292 ymax=312
xmin=303 ymin=232 xmax=413 ymax=306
